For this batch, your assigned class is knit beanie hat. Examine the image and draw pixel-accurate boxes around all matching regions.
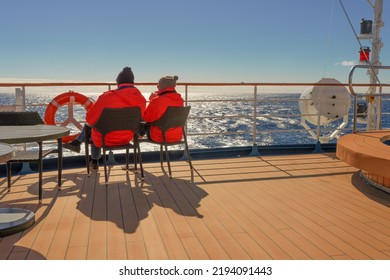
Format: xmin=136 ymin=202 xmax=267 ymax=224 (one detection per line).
xmin=158 ymin=75 xmax=178 ymax=90
xmin=116 ymin=67 xmax=134 ymax=84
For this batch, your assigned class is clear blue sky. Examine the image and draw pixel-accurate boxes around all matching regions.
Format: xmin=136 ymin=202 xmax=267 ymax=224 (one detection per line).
xmin=1 ymin=0 xmax=389 ymax=84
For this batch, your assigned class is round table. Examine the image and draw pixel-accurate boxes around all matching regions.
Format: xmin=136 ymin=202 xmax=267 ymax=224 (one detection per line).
xmin=0 ymin=142 xmax=35 ymax=237
xmin=0 ymin=124 xmax=70 ymax=203
xmin=0 ymin=124 xmax=70 ymax=144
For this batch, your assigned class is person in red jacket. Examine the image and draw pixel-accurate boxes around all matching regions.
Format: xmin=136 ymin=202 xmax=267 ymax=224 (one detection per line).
xmin=141 ymin=75 xmax=184 ymax=142
xmin=64 ymin=67 xmax=146 ymax=171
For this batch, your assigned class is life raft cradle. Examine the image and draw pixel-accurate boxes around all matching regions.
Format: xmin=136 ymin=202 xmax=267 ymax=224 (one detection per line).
xmin=44 ymin=91 xmax=94 ymax=143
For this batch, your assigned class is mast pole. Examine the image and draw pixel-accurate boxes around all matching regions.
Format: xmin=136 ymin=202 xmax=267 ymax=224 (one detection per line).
xmin=367 ymin=0 xmax=384 ymax=130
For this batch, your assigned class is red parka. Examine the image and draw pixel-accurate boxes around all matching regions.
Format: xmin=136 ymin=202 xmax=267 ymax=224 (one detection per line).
xmin=143 ymin=87 xmax=184 ymax=142
xmin=86 ymin=84 xmax=146 ymax=147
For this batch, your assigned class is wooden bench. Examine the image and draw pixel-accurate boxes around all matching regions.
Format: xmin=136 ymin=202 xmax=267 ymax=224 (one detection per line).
xmin=336 ymin=130 xmax=390 ymax=192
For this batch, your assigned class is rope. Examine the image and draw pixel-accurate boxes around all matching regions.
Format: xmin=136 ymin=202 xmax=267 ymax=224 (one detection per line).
xmin=339 ymin=0 xmax=370 ymax=65
xmin=339 ymin=0 xmax=362 ymax=46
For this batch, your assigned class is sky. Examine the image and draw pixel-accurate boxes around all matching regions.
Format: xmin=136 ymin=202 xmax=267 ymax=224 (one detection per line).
xmin=1 ymin=0 xmax=389 ymax=84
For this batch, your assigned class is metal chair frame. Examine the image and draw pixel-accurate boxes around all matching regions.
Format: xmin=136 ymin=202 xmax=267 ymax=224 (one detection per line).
xmin=85 ymin=107 xmax=143 ymax=185
xmin=140 ymin=106 xmax=193 ymax=181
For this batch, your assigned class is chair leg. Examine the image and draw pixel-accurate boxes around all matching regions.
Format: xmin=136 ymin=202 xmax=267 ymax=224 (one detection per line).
xmin=6 ymin=162 xmax=11 ymax=192
xmin=159 ymin=145 xmax=164 ymax=165
xmin=102 ymin=148 xmax=108 ymax=186
xmin=164 ymin=142 xmax=172 ymax=178
xmin=133 ymin=147 xmax=138 ymax=171
xmin=125 ymin=148 xmax=129 ymax=171
xmin=136 ymin=142 xmax=144 ymax=180
xmin=85 ymin=127 xmax=92 ymax=175
xmin=85 ymin=140 xmax=90 ymax=175
xmin=183 ymin=131 xmax=194 ymax=181
xmin=38 ymin=142 xmax=43 ymax=204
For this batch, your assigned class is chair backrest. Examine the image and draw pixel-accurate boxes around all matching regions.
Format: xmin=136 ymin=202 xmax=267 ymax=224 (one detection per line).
xmin=0 ymin=111 xmax=44 ymax=126
xmin=93 ymin=107 xmax=142 ymax=136
xmin=150 ymin=106 xmax=191 ymax=133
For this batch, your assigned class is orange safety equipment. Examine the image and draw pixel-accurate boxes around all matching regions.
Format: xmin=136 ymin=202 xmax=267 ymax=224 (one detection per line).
xmin=143 ymin=87 xmax=184 ymax=142
xmin=44 ymin=91 xmax=94 ymax=143
xmin=86 ymin=84 xmax=146 ymax=148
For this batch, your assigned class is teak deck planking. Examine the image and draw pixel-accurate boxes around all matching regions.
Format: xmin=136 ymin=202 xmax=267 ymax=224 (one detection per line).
xmin=1 ymin=153 xmax=390 ymax=260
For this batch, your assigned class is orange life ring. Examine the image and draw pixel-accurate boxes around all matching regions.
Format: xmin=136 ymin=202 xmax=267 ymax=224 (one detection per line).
xmin=44 ymin=91 xmax=94 ymax=143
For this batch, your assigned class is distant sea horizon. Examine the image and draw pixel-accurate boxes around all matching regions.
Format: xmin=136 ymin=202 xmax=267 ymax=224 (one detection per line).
xmin=1 ymin=87 xmax=389 ymax=156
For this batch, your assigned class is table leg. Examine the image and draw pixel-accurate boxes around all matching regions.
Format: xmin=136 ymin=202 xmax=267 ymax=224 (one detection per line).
xmin=58 ymin=138 xmax=63 ymax=190
xmin=6 ymin=162 xmax=11 ymax=192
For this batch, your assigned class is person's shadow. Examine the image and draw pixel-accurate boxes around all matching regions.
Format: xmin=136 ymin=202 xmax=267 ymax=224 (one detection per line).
xmin=143 ymin=171 xmax=207 ymax=218
xmin=1 ymin=168 xmax=208 ymax=241
xmin=73 ymin=168 xmax=208 ymax=233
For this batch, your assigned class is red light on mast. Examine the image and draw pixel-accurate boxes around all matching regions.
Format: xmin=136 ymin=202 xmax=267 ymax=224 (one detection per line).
xmin=359 ymin=46 xmax=370 ymax=62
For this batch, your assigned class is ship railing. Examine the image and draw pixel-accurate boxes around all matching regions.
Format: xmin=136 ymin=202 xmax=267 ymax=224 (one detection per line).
xmin=348 ymin=64 xmax=390 ymax=132
xmin=1 ymin=81 xmax=390 ymax=162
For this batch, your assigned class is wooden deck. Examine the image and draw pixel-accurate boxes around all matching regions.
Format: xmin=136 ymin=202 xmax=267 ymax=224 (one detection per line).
xmin=1 ymin=153 xmax=390 ymax=260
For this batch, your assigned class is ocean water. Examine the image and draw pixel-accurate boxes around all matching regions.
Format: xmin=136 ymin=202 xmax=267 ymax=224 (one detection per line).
xmin=1 ymin=90 xmax=390 ymax=157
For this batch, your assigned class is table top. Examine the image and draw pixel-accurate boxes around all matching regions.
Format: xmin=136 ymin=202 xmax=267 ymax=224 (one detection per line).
xmin=0 ymin=124 xmax=70 ymax=144
xmin=0 ymin=143 xmax=15 ymax=163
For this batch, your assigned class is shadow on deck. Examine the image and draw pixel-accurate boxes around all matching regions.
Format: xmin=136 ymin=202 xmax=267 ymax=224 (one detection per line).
xmin=1 ymin=152 xmax=390 ymax=260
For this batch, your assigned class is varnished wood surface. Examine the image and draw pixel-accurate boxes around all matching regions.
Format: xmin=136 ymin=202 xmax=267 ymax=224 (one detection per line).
xmin=1 ymin=153 xmax=389 ymax=260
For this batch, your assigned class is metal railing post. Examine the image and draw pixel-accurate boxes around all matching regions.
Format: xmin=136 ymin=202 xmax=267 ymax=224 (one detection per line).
xmin=353 ymin=95 xmax=358 ymax=133
xmin=249 ymin=85 xmax=261 ymax=156
xmin=378 ymin=84 xmax=383 ymax=129
xmin=15 ymin=88 xmax=23 ymax=112
xmin=21 ymin=86 xmax=26 ymax=111
xmin=313 ymin=94 xmax=324 ymax=153
xmin=184 ymin=84 xmax=188 ymax=106
xmin=181 ymin=85 xmax=190 ymax=160
xmin=16 ymin=86 xmax=34 ymax=174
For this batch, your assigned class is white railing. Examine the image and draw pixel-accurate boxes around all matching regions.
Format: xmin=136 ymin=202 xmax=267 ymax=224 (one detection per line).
xmin=348 ymin=64 xmax=390 ymax=132
xmin=1 ymin=81 xmax=390 ymax=157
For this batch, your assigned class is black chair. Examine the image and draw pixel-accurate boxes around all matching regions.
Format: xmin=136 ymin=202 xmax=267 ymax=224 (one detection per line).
xmin=85 ymin=107 xmax=143 ymax=185
xmin=140 ymin=106 xmax=193 ymax=181
xmin=0 ymin=111 xmax=59 ymax=203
